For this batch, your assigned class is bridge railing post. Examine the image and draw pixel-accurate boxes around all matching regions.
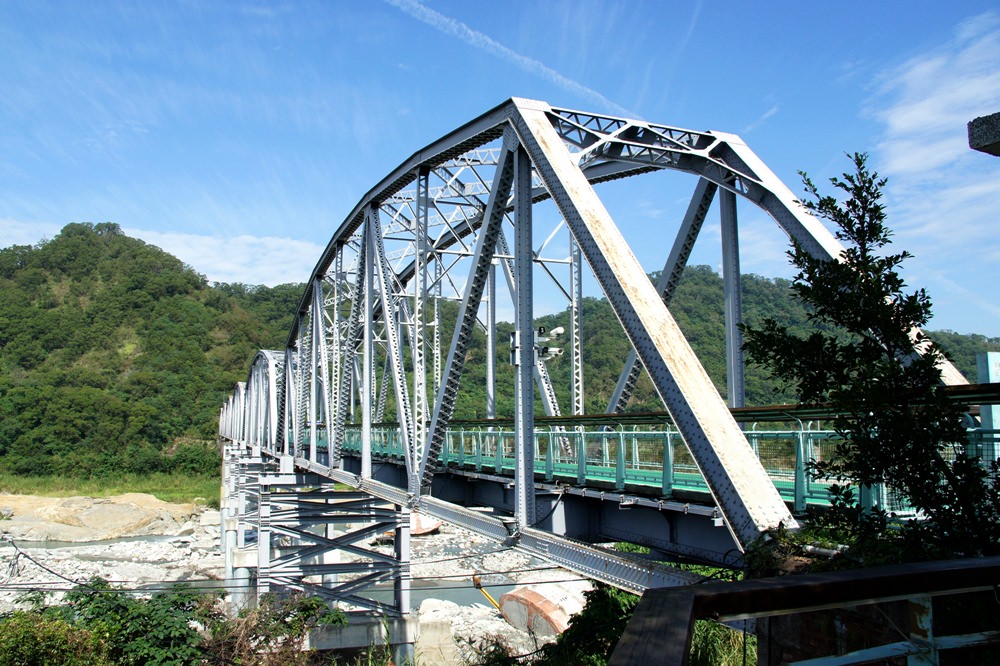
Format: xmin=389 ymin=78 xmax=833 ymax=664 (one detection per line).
xmin=475 ymin=428 xmax=483 ymax=471
xmin=661 ymin=430 xmax=674 ymax=496
xmin=794 ymin=430 xmax=807 ymax=514
xmin=631 ymin=429 xmax=640 ymax=472
xmin=545 ymin=430 xmax=555 ymax=481
xmin=616 ymin=428 xmax=626 ymax=490
xmin=494 ymin=431 xmax=503 ymax=474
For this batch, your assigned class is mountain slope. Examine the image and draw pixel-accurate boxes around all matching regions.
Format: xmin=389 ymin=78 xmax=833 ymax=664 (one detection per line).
xmin=0 ymin=223 xmax=297 ymax=476
xmin=1 ymin=224 xmax=996 ymax=476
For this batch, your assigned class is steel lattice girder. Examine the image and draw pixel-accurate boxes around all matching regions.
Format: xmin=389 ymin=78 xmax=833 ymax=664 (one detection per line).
xmin=235 ymin=97 xmax=965 ymax=553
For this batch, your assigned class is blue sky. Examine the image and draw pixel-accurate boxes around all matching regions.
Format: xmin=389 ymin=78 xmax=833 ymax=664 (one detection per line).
xmin=3 ymin=1 xmax=1000 ymax=336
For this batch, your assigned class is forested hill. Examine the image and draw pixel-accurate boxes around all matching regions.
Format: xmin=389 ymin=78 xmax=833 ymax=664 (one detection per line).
xmin=0 ymin=223 xmax=300 ymax=476
xmin=1 ymin=224 xmax=997 ymax=477
xmin=529 ymin=265 xmax=1000 ymax=415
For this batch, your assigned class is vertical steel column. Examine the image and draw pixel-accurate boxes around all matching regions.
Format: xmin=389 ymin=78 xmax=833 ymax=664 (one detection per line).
xmin=394 ymin=504 xmax=414 ymax=665
xmin=317 ymin=279 xmax=335 ymax=462
xmin=794 ymin=430 xmax=807 ymax=514
xmin=221 ymin=443 xmax=237 ymax=584
xmin=311 ymin=281 xmax=327 ymax=459
xmin=370 ymin=206 xmax=412 ymax=454
xmin=257 ymin=481 xmax=271 ymax=598
xmin=332 ymin=232 xmax=367 ymax=461
xmin=412 ymin=167 xmax=429 ymax=491
xmin=237 ymin=383 xmax=246 ymax=444
xmin=308 ymin=304 xmax=320 ymax=461
xmin=246 ymin=375 xmax=256 ymax=448
xmin=369 ymin=210 xmax=415 ymax=482
xmin=236 ymin=456 xmax=250 ymax=549
xmin=908 ymin=595 xmax=937 ymax=665
xmin=514 ymin=144 xmax=536 ymax=529
xmin=350 ymin=355 xmax=358 ymax=420
xmin=433 ymin=261 xmax=442 ymax=396
xmin=486 ymin=264 xmax=496 ymax=419
xmin=362 ymin=223 xmax=375 ymax=480
xmin=394 ymin=504 xmax=411 ymax=614
xmin=719 ymin=188 xmax=746 ymax=409
xmin=283 ymin=347 xmax=295 ymax=457
xmin=295 ymin=334 xmax=310 ymax=461
xmin=330 ymin=251 xmax=343 ymax=445
xmin=570 ymin=236 xmax=585 ymax=415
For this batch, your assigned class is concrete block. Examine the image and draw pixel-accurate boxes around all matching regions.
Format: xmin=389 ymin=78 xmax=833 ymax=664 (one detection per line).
xmin=969 ymin=111 xmax=1000 ymax=156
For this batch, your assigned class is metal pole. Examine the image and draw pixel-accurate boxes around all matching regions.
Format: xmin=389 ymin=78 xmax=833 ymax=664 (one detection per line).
xmin=487 ymin=264 xmax=496 ymax=419
xmin=720 ymin=187 xmax=746 ymax=409
xmin=514 ymin=143 xmax=536 ymax=530
xmin=570 ymin=236 xmax=585 ymax=415
xmin=362 ymin=221 xmax=375 ymax=480
xmin=412 ymin=167 xmax=429 ymax=492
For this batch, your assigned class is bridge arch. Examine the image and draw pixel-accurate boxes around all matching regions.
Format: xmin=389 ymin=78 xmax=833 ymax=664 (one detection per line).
xmin=219 ymin=98 xmax=964 ymax=593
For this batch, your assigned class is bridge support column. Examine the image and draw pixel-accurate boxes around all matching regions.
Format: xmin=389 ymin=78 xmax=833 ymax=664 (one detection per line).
xmin=220 ymin=463 xmax=415 ymax=654
xmin=221 ymin=442 xmax=265 ymax=613
xmin=221 ymin=443 xmax=237 ymax=601
xmin=257 ymin=481 xmax=272 ymax=597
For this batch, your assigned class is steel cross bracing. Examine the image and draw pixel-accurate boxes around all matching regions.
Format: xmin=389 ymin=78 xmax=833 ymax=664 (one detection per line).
xmin=220 ymin=447 xmax=412 ymax=619
xmin=219 ymin=98 xmax=967 ymax=596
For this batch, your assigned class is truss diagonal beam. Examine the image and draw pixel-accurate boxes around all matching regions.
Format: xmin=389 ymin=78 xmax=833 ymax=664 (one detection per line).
xmin=369 ymin=208 xmax=415 ymax=478
xmin=420 ymin=131 xmax=517 ymax=487
xmin=332 ymin=234 xmax=367 ymax=461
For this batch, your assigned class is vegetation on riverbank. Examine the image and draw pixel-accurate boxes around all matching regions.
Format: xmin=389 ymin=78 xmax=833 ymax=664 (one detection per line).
xmin=0 ymin=581 xmax=346 ymax=665
xmin=0 ymin=471 xmax=220 ymax=506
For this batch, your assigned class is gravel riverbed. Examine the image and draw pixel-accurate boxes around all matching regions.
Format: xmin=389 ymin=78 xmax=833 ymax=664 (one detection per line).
xmin=0 ymin=494 xmax=582 ymax=663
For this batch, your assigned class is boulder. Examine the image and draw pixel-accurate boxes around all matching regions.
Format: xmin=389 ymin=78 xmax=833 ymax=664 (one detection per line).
xmin=499 ymin=580 xmax=592 ymax=637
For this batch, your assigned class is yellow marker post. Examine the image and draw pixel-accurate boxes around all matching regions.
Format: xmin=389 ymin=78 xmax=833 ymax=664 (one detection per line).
xmin=473 ymin=574 xmax=501 ymax=611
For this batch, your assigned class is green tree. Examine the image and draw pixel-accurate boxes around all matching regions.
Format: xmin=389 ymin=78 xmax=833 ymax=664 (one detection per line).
xmin=741 ymin=153 xmax=1000 ymax=558
xmin=0 ymin=223 xmax=301 ymax=478
xmin=0 ymin=579 xmax=346 ymax=666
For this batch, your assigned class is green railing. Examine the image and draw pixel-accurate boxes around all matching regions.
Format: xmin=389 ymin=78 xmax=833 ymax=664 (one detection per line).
xmin=308 ymin=426 xmax=999 ymax=514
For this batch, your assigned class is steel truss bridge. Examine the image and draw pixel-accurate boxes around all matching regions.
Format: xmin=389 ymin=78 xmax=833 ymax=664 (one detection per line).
xmin=216 ymin=98 xmax=979 ymax=654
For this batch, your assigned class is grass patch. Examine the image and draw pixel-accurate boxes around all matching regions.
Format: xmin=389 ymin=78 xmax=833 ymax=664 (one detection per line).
xmin=0 ymin=472 xmax=220 ymax=507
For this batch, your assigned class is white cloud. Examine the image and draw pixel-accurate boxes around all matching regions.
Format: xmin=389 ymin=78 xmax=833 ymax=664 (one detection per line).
xmin=867 ymin=11 xmax=1000 ymax=335
xmin=873 ymin=11 xmax=1000 ymax=176
xmin=2 ymin=219 xmax=62 ymax=247
xmin=124 ymin=228 xmax=323 ymax=286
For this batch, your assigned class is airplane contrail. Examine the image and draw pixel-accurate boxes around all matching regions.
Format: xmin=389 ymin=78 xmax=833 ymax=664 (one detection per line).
xmin=384 ymin=0 xmax=640 ymax=119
